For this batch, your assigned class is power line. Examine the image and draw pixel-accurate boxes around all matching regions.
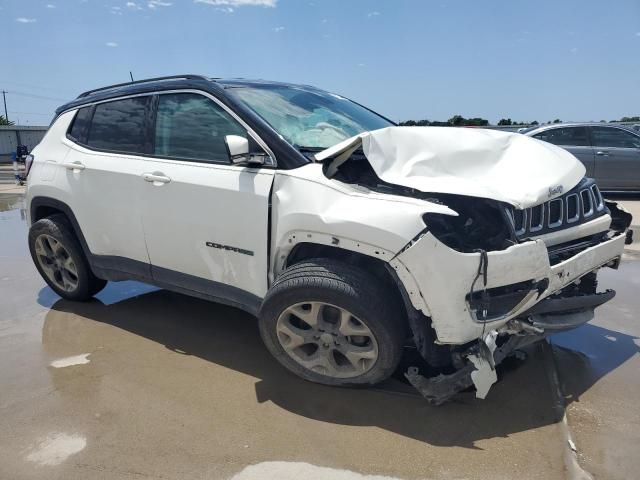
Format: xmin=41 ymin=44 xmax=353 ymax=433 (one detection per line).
xmin=8 ymin=110 xmax=53 ymax=117
xmin=4 ymin=90 xmax=69 ymax=102
xmin=0 ymin=79 xmax=75 ymax=96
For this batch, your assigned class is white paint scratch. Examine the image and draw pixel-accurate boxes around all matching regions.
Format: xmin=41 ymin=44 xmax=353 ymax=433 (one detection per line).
xmin=26 ymin=433 xmax=86 ymax=466
xmin=230 ymin=462 xmax=404 ymax=480
xmin=50 ymin=353 xmax=91 ymax=368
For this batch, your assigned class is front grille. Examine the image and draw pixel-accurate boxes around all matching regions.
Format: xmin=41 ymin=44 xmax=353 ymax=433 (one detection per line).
xmin=509 ymin=178 xmax=607 ymax=240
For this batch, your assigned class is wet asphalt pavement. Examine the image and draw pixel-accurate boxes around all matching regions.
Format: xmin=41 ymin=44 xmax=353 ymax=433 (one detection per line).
xmin=0 ymin=192 xmax=638 ymax=480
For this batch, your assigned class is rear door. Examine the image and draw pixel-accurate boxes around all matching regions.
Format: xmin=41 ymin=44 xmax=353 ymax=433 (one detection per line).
xmin=532 ymin=126 xmax=595 ymax=176
xmin=62 ymin=97 xmax=153 ymax=277
xmin=590 ymin=126 xmax=640 ymax=190
xmin=139 ymin=91 xmax=275 ymax=307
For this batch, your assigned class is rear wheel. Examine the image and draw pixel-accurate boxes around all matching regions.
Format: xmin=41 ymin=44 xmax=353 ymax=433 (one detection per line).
xmin=28 ymin=214 xmax=107 ymax=301
xmin=259 ymin=259 xmax=405 ymax=387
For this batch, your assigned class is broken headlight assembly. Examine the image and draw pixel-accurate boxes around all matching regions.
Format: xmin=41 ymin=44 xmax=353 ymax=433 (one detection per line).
xmin=422 ymin=195 xmax=516 ymax=253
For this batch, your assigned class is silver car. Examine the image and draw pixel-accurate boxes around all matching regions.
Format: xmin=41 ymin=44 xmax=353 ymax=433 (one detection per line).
xmin=524 ymin=123 xmax=640 ymax=191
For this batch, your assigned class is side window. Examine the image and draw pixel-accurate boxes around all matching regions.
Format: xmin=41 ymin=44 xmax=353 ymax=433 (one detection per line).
xmin=591 ymin=127 xmax=640 ymax=149
xmin=87 ymin=97 xmax=150 ymax=154
xmin=533 ymin=127 xmax=589 ymax=147
xmin=154 ymin=93 xmax=247 ymax=163
xmin=68 ymin=106 xmax=92 ymax=143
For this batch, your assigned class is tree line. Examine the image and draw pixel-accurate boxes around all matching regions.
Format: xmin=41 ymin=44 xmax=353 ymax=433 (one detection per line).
xmin=399 ymin=115 xmax=640 ymax=127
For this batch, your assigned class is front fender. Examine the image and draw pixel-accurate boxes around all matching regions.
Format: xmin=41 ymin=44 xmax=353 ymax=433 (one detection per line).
xmin=270 ymin=164 xmax=455 ymax=281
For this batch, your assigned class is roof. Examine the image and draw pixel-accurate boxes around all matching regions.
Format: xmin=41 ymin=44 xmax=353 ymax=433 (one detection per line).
xmin=54 ymin=75 xmax=319 ymax=116
xmin=524 ymin=122 xmax=640 ymax=135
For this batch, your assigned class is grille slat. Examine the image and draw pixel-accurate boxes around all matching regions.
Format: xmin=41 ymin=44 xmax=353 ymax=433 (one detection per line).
xmin=510 ymin=179 xmax=606 ymax=239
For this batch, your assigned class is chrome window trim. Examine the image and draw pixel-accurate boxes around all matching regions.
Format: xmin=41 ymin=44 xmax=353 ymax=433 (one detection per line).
xmin=59 ymin=88 xmax=277 ymax=167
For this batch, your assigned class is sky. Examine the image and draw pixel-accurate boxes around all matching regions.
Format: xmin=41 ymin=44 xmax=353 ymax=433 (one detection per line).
xmin=1 ymin=0 xmax=639 ymax=126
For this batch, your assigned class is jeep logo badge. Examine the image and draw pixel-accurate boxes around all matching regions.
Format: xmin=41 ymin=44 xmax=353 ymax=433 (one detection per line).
xmin=548 ymin=185 xmax=563 ymax=197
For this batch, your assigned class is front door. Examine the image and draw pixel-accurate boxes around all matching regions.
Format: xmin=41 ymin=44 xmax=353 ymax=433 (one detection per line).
xmin=532 ymin=126 xmax=595 ymax=176
xmin=590 ymin=126 xmax=640 ymax=190
xmin=139 ymin=92 xmax=275 ymax=309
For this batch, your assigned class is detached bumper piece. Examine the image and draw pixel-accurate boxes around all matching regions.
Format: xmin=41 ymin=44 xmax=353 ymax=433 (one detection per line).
xmin=406 ymin=287 xmax=617 ymax=406
xmin=405 ymin=333 xmax=543 ymax=406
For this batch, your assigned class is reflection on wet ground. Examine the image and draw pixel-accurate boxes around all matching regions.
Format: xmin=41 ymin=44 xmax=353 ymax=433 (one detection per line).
xmin=1 ymin=193 xmax=639 ymax=479
xmin=0 ymin=193 xmax=25 ymax=213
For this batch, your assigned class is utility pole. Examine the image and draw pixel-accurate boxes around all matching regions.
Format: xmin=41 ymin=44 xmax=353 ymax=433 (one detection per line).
xmin=1 ymin=90 xmax=8 ymax=121
xmin=129 ymin=71 xmax=134 ymax=82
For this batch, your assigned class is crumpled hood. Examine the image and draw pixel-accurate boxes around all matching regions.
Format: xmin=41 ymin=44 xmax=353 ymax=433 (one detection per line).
xmin=315 ymin=126 xmax=586 ymax=209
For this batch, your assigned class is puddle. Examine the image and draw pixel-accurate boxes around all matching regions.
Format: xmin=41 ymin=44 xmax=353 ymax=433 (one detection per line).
xmin=0 ymin=193 xmax=25 ymax=213
xmin=25 ymin=433 xmax=87 ymax=466
xmin=230 ymin=462 xmax=404 ymax=480
xmin=50 ymin=353 xmax=91 ymax=368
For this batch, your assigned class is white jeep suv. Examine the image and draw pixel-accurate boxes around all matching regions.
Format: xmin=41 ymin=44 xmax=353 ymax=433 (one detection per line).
xmin=26 ymin=75 xmax=632 ymax=403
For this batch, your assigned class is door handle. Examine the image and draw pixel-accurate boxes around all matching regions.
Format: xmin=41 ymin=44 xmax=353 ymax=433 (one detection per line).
xmin=595 ymin=151 xmax=609 ymax=156
xmin=142 ymin=172 xmax=171 ymax=185
xmin=61 ymin=161 xmax=86 ymax=171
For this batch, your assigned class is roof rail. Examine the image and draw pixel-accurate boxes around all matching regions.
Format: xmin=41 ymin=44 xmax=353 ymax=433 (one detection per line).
xmin=77 ymin=74 xmax=213 ymax=98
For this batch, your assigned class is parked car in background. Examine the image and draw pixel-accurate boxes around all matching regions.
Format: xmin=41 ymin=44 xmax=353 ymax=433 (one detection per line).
xmin=524 ymin=123 xmax=640 ymax=191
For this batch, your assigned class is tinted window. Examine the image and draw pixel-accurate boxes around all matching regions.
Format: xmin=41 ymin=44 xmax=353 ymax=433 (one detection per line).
xmin=68 ymin=107 xmax=92 ymax=142
xmin=154 ymin=93 xmax=247 ymax=163
xmin=591 ymin=127 xmax=640 ymax=148
xmin=87 ymin=97 xmax=150 ymax=154
xmin=533 ymin=127 xmax=589 ymax=146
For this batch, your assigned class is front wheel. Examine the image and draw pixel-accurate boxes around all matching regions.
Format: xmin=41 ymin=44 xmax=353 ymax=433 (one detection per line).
xmin=259 ymin=259 xmax=405 ymax=387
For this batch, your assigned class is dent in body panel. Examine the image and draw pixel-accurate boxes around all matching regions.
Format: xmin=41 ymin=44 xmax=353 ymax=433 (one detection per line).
xmin=396 ymin=230 xmax=627 ymax=345
xmin=270 ymin=163 xmax=456 ymax=280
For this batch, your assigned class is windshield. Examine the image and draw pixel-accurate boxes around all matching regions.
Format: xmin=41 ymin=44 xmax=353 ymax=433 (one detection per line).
xmin=229 ymin=85 xmax=393 ymax=150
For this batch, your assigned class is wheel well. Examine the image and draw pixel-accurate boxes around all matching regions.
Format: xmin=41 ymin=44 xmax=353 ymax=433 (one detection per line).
xmin=286 ymin=242 xmax=454 ymax=368
xmin=33 ymin=205 xmax=65 ymax=222
xmin=286 ymin=242 xmax=406 ymax=311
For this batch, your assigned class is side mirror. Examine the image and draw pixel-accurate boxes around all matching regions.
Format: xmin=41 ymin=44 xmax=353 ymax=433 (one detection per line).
xmin=225 ymin=135 xmax=269 ymax=166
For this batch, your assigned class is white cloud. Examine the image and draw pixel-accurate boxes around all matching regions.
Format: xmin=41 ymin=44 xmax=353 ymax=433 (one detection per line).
xmin=127 ymin=1 xmax=143 ymax=10
xmin=273 ymin=26 xmax=284 ymax=32
xmin=367 ymin=11 xmax=380 ymax=18
xmin=148 ymin=0 xmax=172 ymax=8
xmin=636 ymin=32 xmax=640 ymax=37
xmin=570 ymin=47 xmax=578 ymax=54
xmin=106 ymin=42 xmax=119 ymax=47
xmin=195 ymin=0 xmax=277 ymax=7
xmin=217 ymin=6 xmax=234 ymax=13
xmin=16 ymin=17 xmax=37 ymax=23
xmin=358 ymin=63 xmax=365 ymax=67
xmin=46 ymin=4 xmax=56 ymax=8
xmin=110 ymin=5 xmax=123 ymax=14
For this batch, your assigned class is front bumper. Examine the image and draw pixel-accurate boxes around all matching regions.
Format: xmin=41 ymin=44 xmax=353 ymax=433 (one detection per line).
xmin=393 ymin=228 xmax=626 ymax=345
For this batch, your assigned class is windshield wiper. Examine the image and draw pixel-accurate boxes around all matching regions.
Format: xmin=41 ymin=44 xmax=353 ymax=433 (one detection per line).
xmin=296 ymin=146 xmax=326 ymax=153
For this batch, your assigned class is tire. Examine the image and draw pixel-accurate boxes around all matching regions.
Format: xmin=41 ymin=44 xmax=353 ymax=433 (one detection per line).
xmin=28 ymin=214 xmax=107 ymax=301
xmin=259 ymin=259 xmax=405 ymax=387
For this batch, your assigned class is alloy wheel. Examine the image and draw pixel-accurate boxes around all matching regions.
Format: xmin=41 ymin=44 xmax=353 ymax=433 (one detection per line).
xmin=34 ymin=234 xmax=79 ymax=292
xmin=276 ymin=301 xmax=379 ymax=379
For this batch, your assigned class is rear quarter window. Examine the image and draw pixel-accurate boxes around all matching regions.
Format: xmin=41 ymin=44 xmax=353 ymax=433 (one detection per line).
xmin=67 ymin=107 xmax=92 ymax=143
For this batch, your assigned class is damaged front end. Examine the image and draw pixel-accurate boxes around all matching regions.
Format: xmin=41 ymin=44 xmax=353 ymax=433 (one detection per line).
xmin=315 ymin=126 xmax=633 ymax=404
xmin=397 ymin=191 xmax=632 ymax=405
